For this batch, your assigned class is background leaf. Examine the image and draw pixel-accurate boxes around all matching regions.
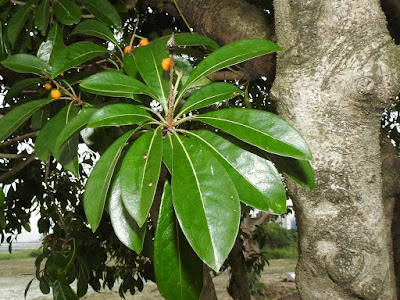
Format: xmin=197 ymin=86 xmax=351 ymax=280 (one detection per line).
xmin=109 ymin=173 xmax=146 ymax=253
xmin=186 ymin=130 xmax=287 ymax=213
xmin=51 ymin=42 xmax=108 ymax=78
xmin=70 ymin=19 xmax=119 ymax=45
xmin=53 ymin=281 xmax=79 ymax=300
xmin=6 ymin=1 xmax=33 ymax=48
xmin=195 ymin=108 xmax=313 ymax=160
xmin=87 ymin=104 xmax=152 ymax=128
xmin=1 ymin=54 xmax=51 ymax=75
xmin=84 ymin=129 xmax=137 ymax=231
xmin=34 ymin=0 xmax=50 ymax=36
xmin=5 ymin=78 xmax=42 ymax=102
xmin=172 ymin=134 xmax=240 ymax=271
xmin=53 ymin=0 xmax=81 ymax=26
xmin=79 ymin=0 xmax=122 ymax=31
xmin=0 ymin=98 xmax=53 ymax=142
xmin=120 ymin=128 xmax=163 ymax=227
xmin=154 ymin=181 xmax=203 ymax=300
xmin=37 ymin=23 xmax=64 ymax=64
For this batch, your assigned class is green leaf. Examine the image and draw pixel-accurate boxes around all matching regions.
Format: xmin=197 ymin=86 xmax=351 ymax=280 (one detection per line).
xmin=5 ymin=78 xmax=42 ymax=102
xmin=0 ymin=98 xmax=53 ymax=142
xmin=31 ymin=106 xmax=50 ymax=130
xmin=178 ymin=82 xmax=242 ymax=117
xmin=154 ymin=181 xmax=203 ymax=300
xmin=134 ymin=39 xmax=169 ymax=109
xmin=34 ymin=0 xmax=50 ymax=35
xmin=109 ymin=173 xmax=146 ymax=252
xmin=0 ymin=188 xmax=5 ymax=206
xmin=53 ymin=0 xmax=81 ymax=26
xmin=266 ymin=153 xmax=315 ymax=190
xmin=162 ymin=134 xmax=173 ymax=172
xmin=87 ymin=104 xmax=152 ymax=128
xmin=172 ymin=134 xmax=240 ymax=271
xmin=51 ymin=105 xmax=80 ymax=177
xmin=179 ymin=39 xmax=282 ymax=99
xmin=79 ymin=0 xmax=122 ymax=31
xmin=51 ymin=42 xmax=108 ymax=78
xmin=70 ymin=19 xmax=119 ymax=45
xmin=53 ymin=107 xmax=96 ymax=153
xmin=0 ymin=22 xmax=7 ymax=61
xmin=163 ymin=33 xmax=219 ymax=50
xmin=80 ymin=71 xmax=156 ymax=99
xmin=84 ymin=129 xmax=137 ymax=231
xmin=1 ymin=54 xmax=51 ymax=75
xmin=123 ymin=53 xmax=138 ymax=78
xmin=24 ymin=278 xmax=34 ymax=300
xmin=6 ymin=1 xmax=33 ymax=48
xmin=120 ymin=128 xmax=163 ymax=226
xmin=195 ymin=108 xmax=312 ymax=160
xmin=39 ymin=276 xmax=50 ymax=294
xmin=77 ymin=264 xmax=88 ymax=297
xmin=53 ymin=281 xmax=79 ymax=300
xmin=37 ymin=23 xmax=64 ymax=65
xmin=186 ymin=130 xmax=286 ymax=213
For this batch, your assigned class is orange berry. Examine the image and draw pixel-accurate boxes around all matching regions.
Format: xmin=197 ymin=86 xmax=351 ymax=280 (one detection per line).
xmin=51 ymin=89 xmax=61 ymax=100
xmin=44 ymin=83 xmax=52 ymax=90
xmin=124 ymin=45 xmax=133 ymax=53
xmin=162 ymin=58 xmax=173 ymax=71
xmin=139 ymin=38 xmax=149 ymax=46
xmin=60 ymin=72 xmax=64 ymax=77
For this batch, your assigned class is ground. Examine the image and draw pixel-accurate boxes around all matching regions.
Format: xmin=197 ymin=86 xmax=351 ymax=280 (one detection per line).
xmin=0 ymin=257 xmax=297 ymax=300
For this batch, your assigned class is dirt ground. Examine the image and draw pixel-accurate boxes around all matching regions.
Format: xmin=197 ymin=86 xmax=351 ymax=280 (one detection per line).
xmin=0 ymin=258 xmax=297 ymax=300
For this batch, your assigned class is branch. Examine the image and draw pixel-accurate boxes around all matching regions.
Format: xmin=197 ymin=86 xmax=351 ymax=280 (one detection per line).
xmin=0 ymin=155 xmax=35 ymax=182
xmin=0 ymin=131 xmax=39 ymax=148
xmin=0 ymin=153 xmax=31 ymax=159
xmin=207 ymin=71 xmax=244 ymax=81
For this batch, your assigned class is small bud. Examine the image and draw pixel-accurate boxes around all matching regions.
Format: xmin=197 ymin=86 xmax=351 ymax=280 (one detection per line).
xmin=166 ymin=33 xmax=176 ymax=54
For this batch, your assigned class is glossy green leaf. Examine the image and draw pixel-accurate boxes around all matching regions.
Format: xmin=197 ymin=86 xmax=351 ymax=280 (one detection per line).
xmin=162 ymin=134 xmax=173 ymax=172
xmin=37 ymin=23 xmax=64 ymax=65
xmin=195 ymin=108 xmax=312 ymax=160
xmin=0 ymin=98 xmax=53 ymax=142
xmin=31 ymin=106 xmax=50 ymax=130
xmin=154 ymin=181 xmax=203 ymax=300
xmin=34 ymin=0 xmax=50 ymax=35
xmin=71 ymin=19 xmax=118 ymax=45
xmin=39 ymin=276 xmax=50 ymax=294
xmin=53 ymin=281 xmax=79 ymax=300
xmin=6 ymin=1 xmax=33 ymax=48
xmin=84 ymin=129 xmax=137 ymax=231
xmin=1 ymin=54 xmax=51 ymax=75
xmin=79 ymin=0 xmax=122 ymax=31
xmin=134 ymin=39 xmax=169 ymax=109
xmin=123 ymin=53 xmax=138 ymax=78
xmin=51 ymin=42 xmax=108 ymax=78
xmin=51 ymin=105 xmax=80 ymax=177
xmin=178 ymin=82 xmax=242 ymax=117
xmin=0 ymin=22 xmax=7 ymax=61
xmin=166 ymin=33 xmax=219 ymax=50
xmin=5 ymin=78 xmax=41 ymax=102
xmin=87 ymin=104 xmax=152 ymax=128
xmin=186 ymin=130 xmax=286 ymax=213
xmin=53 ymin=0 xmax=81 ymax=26
xmin=172 ymin=134 xmax=240 ymax=271
xmin=80 ymin=71 xmax=155 ymax=99
xmin=266 ymin=153 xmax=315 ymax=190
xmin=120 ymin=128 xmax=163 ymax=226
xmin=109 ymin=173 xmax=146 ymax=252
xmin=53 ymin=107 xmax=96 ymax=153
xmin=179 ymin=39 xmax=282 ymax=99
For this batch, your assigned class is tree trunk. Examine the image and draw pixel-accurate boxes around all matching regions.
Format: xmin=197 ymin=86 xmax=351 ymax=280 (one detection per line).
xmin=271 ymin=1 xmax=400 ymax=299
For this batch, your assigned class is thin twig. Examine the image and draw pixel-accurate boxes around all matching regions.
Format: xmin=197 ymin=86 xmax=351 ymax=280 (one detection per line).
xmin=172 ymin=0 xmax=193 ymax=33
xmin=0 ymin=153 xmax=31 ymax=159
xmin=0 ymin=155 xmax=36 ymax=182
xmin=0 ymin=131 xmax=39 ymax=148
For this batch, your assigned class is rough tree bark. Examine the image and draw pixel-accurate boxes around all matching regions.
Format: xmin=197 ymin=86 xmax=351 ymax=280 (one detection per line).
xmin=271 ymin=1 xmax=400 ymax=299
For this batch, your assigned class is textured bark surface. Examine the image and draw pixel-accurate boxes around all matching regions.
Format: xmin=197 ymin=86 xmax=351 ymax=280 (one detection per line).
xmin=271 ymin=1 xmax=400 ymax=299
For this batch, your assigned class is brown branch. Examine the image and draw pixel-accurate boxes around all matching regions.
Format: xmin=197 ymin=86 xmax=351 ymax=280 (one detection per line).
xmin=207 ymin=71 xmax=244 ymax=82
xmin=0 ymin=131 xmax=39 ymax=148
xmin=0 ymin=153 xmax=31 ymax=159
xmin=0 ymin=155 xmax=35 ymax=182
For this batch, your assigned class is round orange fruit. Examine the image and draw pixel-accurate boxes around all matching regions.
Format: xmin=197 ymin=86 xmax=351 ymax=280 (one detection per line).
xmin=44 ymin=83 xmax=52 ymax=90
xmin=162 ymin=58 xmax=173 ymax=71
xmin=51 ymin=89 xmax=61 ymax=100
xmin=124 ymin=45 xmax=133 ymax=53
xmin=140 ymin=38 xmax=149 ymax=46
